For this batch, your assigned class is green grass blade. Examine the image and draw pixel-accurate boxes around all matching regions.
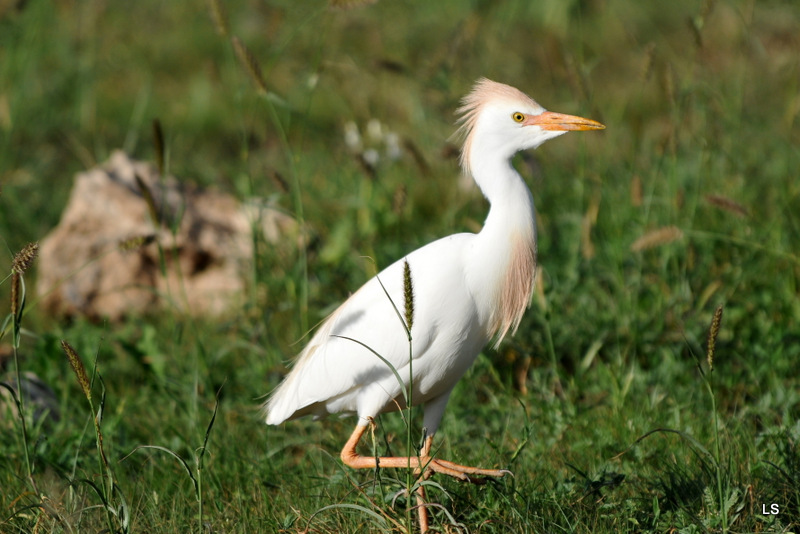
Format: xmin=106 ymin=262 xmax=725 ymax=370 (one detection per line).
xmin=306 ymin=503 xmax=391 ymax=531
xmin=123 ymin=445 xmax=199 ymax=495
xmin=331 ymin=335 xmax=409 ymax=408
xmin=634 ymin=427 xmax=716 ymax=467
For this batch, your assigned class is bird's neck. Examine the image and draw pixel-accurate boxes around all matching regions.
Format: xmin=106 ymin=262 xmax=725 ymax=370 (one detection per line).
xmin=468 ymin=157 xmax=537 ymax=345
xmin=473 ymin=156 xmax=536 ymax=232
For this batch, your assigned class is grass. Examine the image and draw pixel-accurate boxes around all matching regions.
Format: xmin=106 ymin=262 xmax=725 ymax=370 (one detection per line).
xmin=1 ymin=0 xmax=799 ymax=531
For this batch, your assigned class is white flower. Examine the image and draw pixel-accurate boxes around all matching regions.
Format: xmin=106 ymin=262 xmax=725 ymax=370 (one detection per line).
xmin=343 ymin=121 xmax=362 ymax=152
xmin=366 ymin=119 xmax=383 ymax=143
xmin=384 ymin=131 xmax=402 ymax=161
xmin=362 ymin=148 xmax=380 ymax=167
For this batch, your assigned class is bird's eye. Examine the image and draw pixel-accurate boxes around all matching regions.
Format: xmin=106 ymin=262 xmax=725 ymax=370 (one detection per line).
xmin=512 ymin=112 xmax=525 ymax=123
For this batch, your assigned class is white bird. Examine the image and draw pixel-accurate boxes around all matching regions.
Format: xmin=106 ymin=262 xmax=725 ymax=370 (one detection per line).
xmin=265 ymin=78 xmax=604 ymax=530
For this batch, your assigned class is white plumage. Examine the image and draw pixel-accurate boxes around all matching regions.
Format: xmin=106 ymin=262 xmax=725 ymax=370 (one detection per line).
xmin=264 ymin=78 xmax=603 ymax=530
xmin=266 ymin=231 xmax=494 ymax=430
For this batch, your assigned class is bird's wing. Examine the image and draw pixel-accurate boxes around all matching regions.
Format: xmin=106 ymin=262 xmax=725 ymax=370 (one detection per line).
xmin=265 ymin=233 xmax=479 ymax=424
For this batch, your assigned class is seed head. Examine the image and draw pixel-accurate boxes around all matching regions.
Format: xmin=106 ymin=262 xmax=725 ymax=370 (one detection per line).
xmin=403 ymin=260 xmax=414 ymax=332
xmin=152 ymin=119 xmax=165 ymax=177
xmin=12 ymin=242 xmax=38 ymax=274
xmin=705 ymin=194 xmax=749 ymax=218
xmin=118 ymin=234 xmax=156 ymax=252
xmin=135 ymin=173 xmax=161 ymax=226
xmin=207 ymin=0 xmax=229 ymax=37
xmin=232 ymin=36 xmax=268 ymax=95
xmin=329 ymin=0 xmax=378 ymax=8
xmin=706 ymin=305 xmax=723 ymax=371
xmin=62 ymin=340 xmax=92 ymax=401
xmin=10 ymin=243 xmax=37 ymax=318
xmin=270 ymin=170 xmax=290 ymax=194
xmin=630 ymin=226 xmax=683 ymax=252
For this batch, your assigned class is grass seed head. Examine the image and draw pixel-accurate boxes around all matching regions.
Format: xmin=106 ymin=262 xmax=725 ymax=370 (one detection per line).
xmin=631 ymin=226 xmax=683 ymax=252
xmin=706 ymin=305 xmax=723 ymax=371
xmin=207 ymin=0 xmax=229 ymax=37
xmin=403 ymin=259 xmax=414 ymax=331
xmin=270 ymin=170 xmax=290 ymax=194
xmin=135 ymin=173 xmax=161 ymax=226
xmin=705 ymin=194 xmax=749 ymax=218
xmin=118 ymin=234 xmax=156 ymax=252
xmin=62 ymin=340 xmax=92 ymax=401
xmin=329 ymin=0 xmax=378 ymax=9
xmin=10 ymin=242 xmax=38 ymax=317
xmin=12 ymin=242 xmax=39 ymax=274
xmin=152 ymin=118 xmax=165 ymax=177
xmin=232 ymin=36 xmax=268 ymax=95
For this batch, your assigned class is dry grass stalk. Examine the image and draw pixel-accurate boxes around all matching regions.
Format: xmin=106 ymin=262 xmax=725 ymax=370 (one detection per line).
xmin=534 ymin=265 xmax=546 ymax=311
xmin=232 ymin=36 xmax=268 ymax=94
xmin=705 ymin=194 xmax=748 ymax=218
xmin=630 ymin=175 xmax=643 ymax=207
xmin=640 ymin=43 xmax=656 ymax=82
xmin=270 ymin=170 xmax=290 ymax=194
xmin=10 ymin=272 xmax=20 ymax=317
xmin=207 ymin=0 xmax=229 ymax=37
xmin=630 ymin=225 xmax=683 ymax=252
xmin=392 ymin=184 xmax=407 ymax=216
xmin=661 ymin=63 xmax=676 ymax=109
xmin=689 ymin=0 xmax=717 ymax=48
xmin=403 ymin=138 xmax=430 ymax=176
xmin=514 ymin=351 xmax=531 ymax=395
xmin=581 ymin=194 xmax=601 ymax=260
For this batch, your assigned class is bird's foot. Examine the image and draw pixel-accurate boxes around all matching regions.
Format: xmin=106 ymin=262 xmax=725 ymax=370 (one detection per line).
xmin=420 ymin=457 xmax=513 ymax=484
xmin=341 ymin=423 xmax=512 ymax=484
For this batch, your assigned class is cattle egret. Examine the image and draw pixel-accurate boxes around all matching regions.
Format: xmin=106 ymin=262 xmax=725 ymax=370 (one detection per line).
xmin=265 ymin=78 xmax=604 ymax=531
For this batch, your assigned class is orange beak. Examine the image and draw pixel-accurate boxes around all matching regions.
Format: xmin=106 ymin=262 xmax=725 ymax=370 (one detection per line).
xmin=525 ymin=111 xmax=605 ymax=132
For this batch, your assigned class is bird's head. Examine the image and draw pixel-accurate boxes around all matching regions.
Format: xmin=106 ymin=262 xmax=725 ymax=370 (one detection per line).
xmin=457 ymin=78 xmax=605 ymax=175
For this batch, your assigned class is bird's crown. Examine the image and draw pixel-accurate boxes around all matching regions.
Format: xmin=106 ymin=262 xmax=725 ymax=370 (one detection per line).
xmin=456 ymin=78 xmax=545 ymax=174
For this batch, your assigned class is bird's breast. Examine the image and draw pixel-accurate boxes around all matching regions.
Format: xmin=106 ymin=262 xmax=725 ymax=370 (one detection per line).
xmin=488 ymin=230 xmax=537 ymax=344
xmin=464 ymin=224 xmax=536 ymax=347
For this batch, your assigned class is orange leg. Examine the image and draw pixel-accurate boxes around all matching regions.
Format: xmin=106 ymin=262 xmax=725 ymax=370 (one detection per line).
xmin=340 ymin=422 xmax=512 ymax=532
xmin=415 ymin=483 xmax=429 ymax=533
xmin=340 ymin=423 xmax=511 ymax=481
